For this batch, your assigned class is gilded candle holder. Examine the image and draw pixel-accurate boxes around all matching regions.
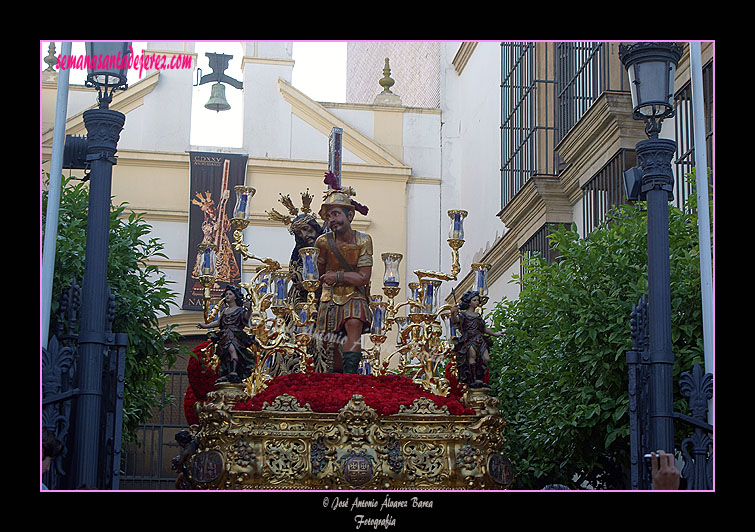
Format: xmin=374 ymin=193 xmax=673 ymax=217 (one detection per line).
xmin=366 ymin=299 xmax=389 ymax=375
xmin=252 ymin=266 xmax=271 ymax=295
xmin=470 ymin=262 xmax=491 ymax=308
xmin=447 ymin=210 xmax=467 ymax=278
xmin=197 ymin=242 xmax=218 ymax=322
xmin=269 ymin=270 xmax=291 ymax=317
xmin=232 ymin=185 xmax=256 ymax=228
xmin=294 ymin=303 xmax=316 ymax=374
xmin=298 ymin=246 xmax=321 ymax=322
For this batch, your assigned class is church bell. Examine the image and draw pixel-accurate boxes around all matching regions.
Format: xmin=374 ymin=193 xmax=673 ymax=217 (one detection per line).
xmin=205 ymin=82 xmax=231 ymax=112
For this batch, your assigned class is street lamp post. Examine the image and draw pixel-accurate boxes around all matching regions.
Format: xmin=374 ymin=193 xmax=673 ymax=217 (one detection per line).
xmin=620 ymin=42 xmax=683 ymax=458
xmin=70 ymin=42 xmax=130 ymax=489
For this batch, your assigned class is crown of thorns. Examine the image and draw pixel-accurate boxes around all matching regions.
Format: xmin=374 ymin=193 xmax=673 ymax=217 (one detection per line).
xmin=266 ymin=189 xmax=317 ymax=234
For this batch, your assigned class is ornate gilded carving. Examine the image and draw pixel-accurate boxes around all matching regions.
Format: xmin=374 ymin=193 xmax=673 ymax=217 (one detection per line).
xmin=263 ymin=438 xmax=309 ymax=484
xmin=260 ymin=393 xmax=313 ymax=413
xmin=398 ymin=397 xmax=450 ymax=415
xmin=462 ymin=387 xmax=501 ymax=416
xmin=183 ymin=384 xmax=511 ymax=490
xmin=403 ymin=441 xmax=448 ymax=485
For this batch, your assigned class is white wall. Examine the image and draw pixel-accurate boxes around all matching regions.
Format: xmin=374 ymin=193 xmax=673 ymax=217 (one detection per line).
xmin=402 ymin=107 xmax=443 ymax=282
xmin=488 ymin=259 xmax=520 ymax=310
xmin=119 ymin=42 xmax=196 ymax=153
xmin=241 ymin=42 xmax=294 ymax=159
xmin=439 ymin=42 xmax=504 ymax=302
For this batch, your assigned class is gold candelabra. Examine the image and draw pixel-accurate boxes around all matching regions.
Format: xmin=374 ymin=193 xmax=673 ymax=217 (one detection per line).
xmin=363 ymin=209 xmax=492 ymax=397
xmin=199 ymin=183 xmax=490 ymax=400
xmin=197 ymin=185 xmax=319 ymax=396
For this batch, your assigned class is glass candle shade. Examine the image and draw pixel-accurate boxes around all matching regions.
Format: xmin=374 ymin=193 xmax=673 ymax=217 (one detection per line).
xmin=407 ymin=282 xmax=421 ymax=315
xmin=298 ymin=247 xmax=320 ymax=282
xmin=371 ymin=301 xmax=388 ymax=336
xmin=394 ymin=316 xmax=408 ymax=345
xmin=295 ymin=304 xmax=313 ymax=334
xmin=471 ymin=263 xmax=491 ymax=298
xmin=420 ymin=279 xmax=442 ymax=315
xmin=441 ymin=312 xmax=458 ymax=340
xmin=197 ymin=243 xmax=217 ymax=276
xmin=233 ymin=185 xmax=256 ymax=220
xmin=254 ymin=267 xmax=271 ymax=295
xmin=270 ymin=271 xmax=290 ymax=307
xmin=381 ymin=252 xmax=403 ymax=287
xmin=448 ymin=210 xmax=468 ymax=240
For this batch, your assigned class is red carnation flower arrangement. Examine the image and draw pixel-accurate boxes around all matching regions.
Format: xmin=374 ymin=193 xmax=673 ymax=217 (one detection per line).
xmin=233 ymin=372 xmax=474 ymax=416
xmin=183 ymin=385 xmax=199 ymax=426
xmin=183 ymin=341 xmax=219 ymax=425
xmin=183 ymin=340 xmax=475 ymax=421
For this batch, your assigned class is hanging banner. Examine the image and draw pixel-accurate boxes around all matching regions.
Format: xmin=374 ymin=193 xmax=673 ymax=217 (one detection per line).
xmin=182 ymin=152 xmax=248 ymax=311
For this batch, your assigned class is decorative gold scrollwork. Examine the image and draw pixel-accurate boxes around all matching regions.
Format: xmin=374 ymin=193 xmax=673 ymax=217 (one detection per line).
xmin=184 ymin=385 xmax=510 ymax=490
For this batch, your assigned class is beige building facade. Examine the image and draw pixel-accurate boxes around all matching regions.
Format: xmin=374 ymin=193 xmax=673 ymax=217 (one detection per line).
xmin=41 ymin=39 xmax=714 ymax=343
xmin=438 ymin=41 xmax=713 ymax=311
xmin=41 ymin=41 xmax=446 ymax=353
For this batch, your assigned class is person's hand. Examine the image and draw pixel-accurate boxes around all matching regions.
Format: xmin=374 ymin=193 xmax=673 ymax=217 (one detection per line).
xmin=320 ymin=271 xmax=338 ymax=285
xmin=651 ymin=450 xmax=680 ymax=490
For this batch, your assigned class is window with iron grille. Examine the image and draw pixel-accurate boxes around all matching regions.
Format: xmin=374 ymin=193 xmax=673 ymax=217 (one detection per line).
xmin=519 ymin=223 xmax=569 ymax=281
xmin=555 ymin=42 xmax=621 ymax=145
xmin=501 ymin=42 xmax=621 ymax=211
xmin=500 ymin=42 xmax=559 ymax=209
xmin=120 ymin=344 xmax=196 ymax=490
xmin=673 ymin=59 xmax=714 ymax=211
xmin=501 ymin=42 xmax=538 ymax=208
xmin=581 ymin=149 xmax=637 ymax=238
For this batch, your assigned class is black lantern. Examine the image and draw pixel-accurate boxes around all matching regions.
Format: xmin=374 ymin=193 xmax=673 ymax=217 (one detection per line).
xmin=85 ymin=41 xmax=131 ymax=108
xmin=620 ymin=42 xmax=683 ymax=483
xmin=619 ymin=42 xmax=683 ymax=136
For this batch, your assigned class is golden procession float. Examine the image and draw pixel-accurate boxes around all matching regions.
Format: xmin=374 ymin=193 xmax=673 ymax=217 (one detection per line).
xmin=175 ymin=130 xmax=513 ymax=490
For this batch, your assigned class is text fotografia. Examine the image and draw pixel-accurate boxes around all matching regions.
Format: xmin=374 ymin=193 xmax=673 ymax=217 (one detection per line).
xmin=354 ymin=515 xmax=397 ymax=530
xmin=55 ymin=46 xmax=193 ymax=79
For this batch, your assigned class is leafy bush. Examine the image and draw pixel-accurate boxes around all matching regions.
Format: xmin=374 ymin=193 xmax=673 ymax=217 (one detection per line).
xmin=488 ymin=182 xmax=708 ymax=489
xmin=43 ymin=175 xmax=187 ymax=443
